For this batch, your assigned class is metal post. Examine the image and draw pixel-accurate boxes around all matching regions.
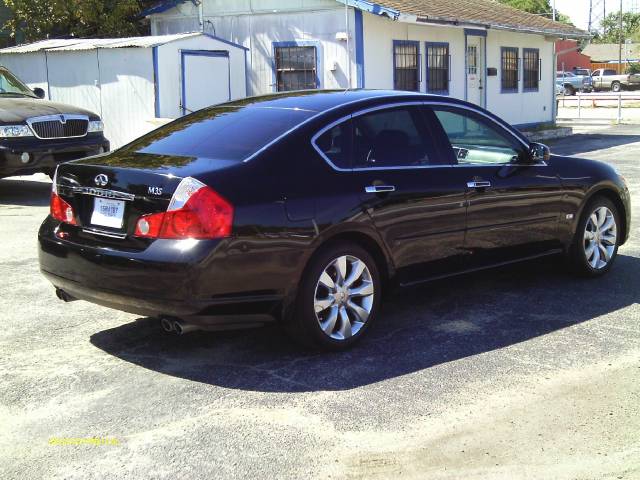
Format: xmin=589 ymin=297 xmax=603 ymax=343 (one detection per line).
xmin=617 ymin=93 xmax=622 ymax=124
xmin=618 ymin=0 xmax=623 ymax=74
xmin=578 ymin=93 xmax=582 ymax=118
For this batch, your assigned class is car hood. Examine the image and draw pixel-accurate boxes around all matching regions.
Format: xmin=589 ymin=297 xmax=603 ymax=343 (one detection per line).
xmin=0 ymin=97 xmax=99 ymax=123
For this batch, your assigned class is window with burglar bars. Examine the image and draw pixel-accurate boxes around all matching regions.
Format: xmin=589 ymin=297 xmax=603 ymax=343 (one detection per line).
xmin=501 ymin=47 xmax=519 ymax=93
xmin=426 ymin=43 xmax=449 ymax=94
xmin=274 ymin=45 xmax=317 ymax=92
xmin=393 ymin=41 xmax=419 ymax=92
xmin=523 ymin=48 xmax=540 ymax=91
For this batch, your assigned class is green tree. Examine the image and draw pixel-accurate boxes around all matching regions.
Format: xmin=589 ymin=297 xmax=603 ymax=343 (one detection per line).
xmin=499 ymin=0 xmax=572 ymax=24
xmin=2 ymin=0 xmax=153 ymax=42
xmin=593 ymin=11 xmax=640 ymax=43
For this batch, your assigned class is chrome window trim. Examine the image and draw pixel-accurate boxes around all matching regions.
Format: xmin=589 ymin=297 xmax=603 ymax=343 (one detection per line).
xmin=26 ymin=114 xmax=89 ymax=140
xmin=310 ymin=99 xmax=544 ymax=172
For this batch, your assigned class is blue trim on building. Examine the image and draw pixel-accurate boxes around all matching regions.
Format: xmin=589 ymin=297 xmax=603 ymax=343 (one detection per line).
xmin=139 ymin=0 xmax=194 ymax=18
xmin=336 ymin=0 xmax=400 ymax=20
xmin=354 ymin=9 xmax=365 ymax=88
xmin=271 ymin=41 xmax=323 ymax=93
xmin=180 ymin=49 xmax=230 ymax=115
xmin=500 ymin=46 xmax=520 ymax=94
xmin=392 ymin=39 xmax=420 ymax=92
xmin=522 ymin=47 xmax=540 ymax=92
xmin=200 ymin=32 xmax=249 ymax=51
xmin=464 ymin=30 xmax=488 ymax=107
xmin=152 ymin=46 xmax=160 ymax=118
xmin=425 ymin=41 xmax=449 ymax=95
xmin=463 ymin=28 xmax=488 ymax=37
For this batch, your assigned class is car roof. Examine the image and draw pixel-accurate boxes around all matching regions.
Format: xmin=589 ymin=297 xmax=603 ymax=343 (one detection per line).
xmin=223 ymin=89 xmax=471 ymax=114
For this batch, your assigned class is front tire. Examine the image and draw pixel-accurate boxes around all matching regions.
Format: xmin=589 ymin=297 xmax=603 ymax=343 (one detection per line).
xmin=285 ymin=242 xmax=381 ymax=350
xmin=568 ymin=196 xmax=620 ymax=277
xmin=611 ymin=81 xmax=622 ymax=93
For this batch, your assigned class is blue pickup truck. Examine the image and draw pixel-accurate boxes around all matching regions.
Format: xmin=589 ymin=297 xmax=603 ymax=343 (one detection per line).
xmin=556 ymin=71 xmax=593 ymax=95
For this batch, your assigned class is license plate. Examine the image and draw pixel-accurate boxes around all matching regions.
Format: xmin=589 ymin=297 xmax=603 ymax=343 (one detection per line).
xmin=91 ymin=197 xmax=125 ymax=229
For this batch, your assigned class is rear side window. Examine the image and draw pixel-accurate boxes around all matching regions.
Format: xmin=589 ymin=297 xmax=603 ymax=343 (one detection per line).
xmin=352 ymin=106 xmax=431 ymax=168
xmin=315 ymin=121 xmax=351 ymax=169
xmin=123 ymin=106 xmax=314 ymax=161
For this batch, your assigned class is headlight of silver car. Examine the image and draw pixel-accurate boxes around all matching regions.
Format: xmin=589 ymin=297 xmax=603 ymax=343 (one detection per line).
xmin=87 ymin=120 xmax=104 ymax=133
xmin=0 ymin=125 xmax=33 ymax=137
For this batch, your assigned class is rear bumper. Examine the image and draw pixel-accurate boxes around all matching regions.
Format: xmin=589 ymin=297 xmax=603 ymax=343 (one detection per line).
xmin=0 ymin=134 xmax=109 ymax=177
xmin=38 ymin=217 xmax=285 ymax=324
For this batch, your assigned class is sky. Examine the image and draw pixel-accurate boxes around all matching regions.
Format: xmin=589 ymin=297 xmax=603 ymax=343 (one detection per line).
xmin=554 ymin=0 xmax=639 ymax=30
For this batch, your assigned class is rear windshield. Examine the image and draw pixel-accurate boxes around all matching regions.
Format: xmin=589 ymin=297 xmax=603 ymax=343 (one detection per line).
xmin=123 ymin=106 xmax=314 ymax=161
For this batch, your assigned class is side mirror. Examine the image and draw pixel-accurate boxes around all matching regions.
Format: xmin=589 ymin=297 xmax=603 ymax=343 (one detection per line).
xmin=32 ymin=87 xmax=45 ymax=99
xmin=528 ymin=142 xmax=550 ymax=164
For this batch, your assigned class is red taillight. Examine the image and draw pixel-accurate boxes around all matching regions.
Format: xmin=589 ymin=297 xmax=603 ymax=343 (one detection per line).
xmin=134 ymin=177 xmax=233 ymax=240
xmin=50 ymin=192 xmax=77 ymax=225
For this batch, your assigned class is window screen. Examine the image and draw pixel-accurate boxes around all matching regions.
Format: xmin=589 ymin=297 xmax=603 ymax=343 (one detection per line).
xmin=274 ymin=46 xmax=317 ymax=92
xmin=393 ymin=41 xmax=420 ymax=92
xmin=353 ymin=107 xmax=430 ymax=168
xmin=501 ymin=47 xmax=519 ymax=92
xmin=523 ymin=49 xmax=540 ymax=91
xmin=426 ymin=43 xmax=449 ymax=94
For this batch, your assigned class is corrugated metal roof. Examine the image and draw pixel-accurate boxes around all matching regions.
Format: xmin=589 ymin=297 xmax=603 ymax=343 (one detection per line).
xmin=0 ymin=32 xmax=203 ymax=54
xmin=344 ymin=0 xmax=589 ymax=38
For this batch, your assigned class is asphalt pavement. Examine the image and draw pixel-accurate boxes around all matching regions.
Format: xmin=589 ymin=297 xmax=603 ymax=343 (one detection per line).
xmin=1 ymin=125 xmax=639 ymax=479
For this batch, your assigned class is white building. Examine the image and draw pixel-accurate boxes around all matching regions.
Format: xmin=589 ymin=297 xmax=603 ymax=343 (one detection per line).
xmin=143 ymin=0 xmax=588 ymax=127
xmin=0 ymin=33 xmax=247 ymax=148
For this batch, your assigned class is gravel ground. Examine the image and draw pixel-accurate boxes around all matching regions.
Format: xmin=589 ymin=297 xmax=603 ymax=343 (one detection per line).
xmin=1 ymin=125 xmax=639 ymax=480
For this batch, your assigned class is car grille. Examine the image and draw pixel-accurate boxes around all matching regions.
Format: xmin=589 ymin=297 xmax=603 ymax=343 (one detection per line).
xmin=30 ymin=119 xmax=88 ymax=139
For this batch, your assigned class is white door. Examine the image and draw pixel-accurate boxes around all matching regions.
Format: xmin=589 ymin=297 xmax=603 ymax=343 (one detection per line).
xmin=466 ymin=37 xmax=485 ymax=107
xmin=181 ymin=52 xmax=230 ymax=115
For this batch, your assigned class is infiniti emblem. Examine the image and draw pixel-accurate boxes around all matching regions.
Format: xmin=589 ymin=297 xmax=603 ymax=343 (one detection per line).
xmin=94 ymin=174 xmax=109 ymax=187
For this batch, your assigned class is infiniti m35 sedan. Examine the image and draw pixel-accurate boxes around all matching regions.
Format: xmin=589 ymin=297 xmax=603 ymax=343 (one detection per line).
xmin=39 ymin=90 xmax=630 ymax=350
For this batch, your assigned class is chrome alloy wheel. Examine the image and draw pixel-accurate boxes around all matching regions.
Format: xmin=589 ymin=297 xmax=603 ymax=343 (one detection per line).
xmin=584 ymin=206 xmax=617 ymax=269
xmin=313 ymin=255 xmax=374 ymax=340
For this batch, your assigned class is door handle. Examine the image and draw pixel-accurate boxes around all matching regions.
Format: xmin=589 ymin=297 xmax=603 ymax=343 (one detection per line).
xmin=365 ymin=185 xmax=396 ymax=193
xmin=466 ymin=181 xmax=491 ymax=189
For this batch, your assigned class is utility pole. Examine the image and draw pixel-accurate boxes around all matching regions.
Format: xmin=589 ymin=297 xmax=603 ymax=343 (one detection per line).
xmin=552 ymin=0 xmax=556 ymax=21
xmin=618 ymin=0 xmax=623 ymax=73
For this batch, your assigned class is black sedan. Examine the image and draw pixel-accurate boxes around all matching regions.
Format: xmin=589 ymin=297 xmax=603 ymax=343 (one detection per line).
xmin=38 ymin=90 xmax=631 ymax=350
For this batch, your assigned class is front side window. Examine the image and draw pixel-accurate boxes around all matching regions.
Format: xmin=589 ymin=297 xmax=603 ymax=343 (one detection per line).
xmin=274 ymin=45 xmax=318 ymax=92
xmin=501 ymin=47 xmax=519 ymax=93
xmin=393 ymin=41 xmax=420 ymax=92
xmin=426 ymin=43 xmax=449 ymax=94
xmin=523 ymin=48 xmax=540 ymax=91
xmin=431 ymin=107 xmax=523 ymax=165
xmin=352 ymin=106 xmax=431 ymax=168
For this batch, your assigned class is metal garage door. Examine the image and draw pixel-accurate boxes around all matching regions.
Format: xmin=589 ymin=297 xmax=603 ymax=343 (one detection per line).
xmin=181 ymin=50 xmax=230 ymax=115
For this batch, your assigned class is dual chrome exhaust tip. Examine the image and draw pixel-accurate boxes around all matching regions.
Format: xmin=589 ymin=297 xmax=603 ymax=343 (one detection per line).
xmin=160 ymin=317 xmax=198 ymax=335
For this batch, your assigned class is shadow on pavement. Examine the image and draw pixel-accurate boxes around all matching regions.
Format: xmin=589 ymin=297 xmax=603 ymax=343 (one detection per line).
xmin=550 ymin=133 xmax=640 ymax=157
xmin=0 ymin=177 xmax=51 ymax=207
xmin=90 ymin=254 xmax=640 ymax=392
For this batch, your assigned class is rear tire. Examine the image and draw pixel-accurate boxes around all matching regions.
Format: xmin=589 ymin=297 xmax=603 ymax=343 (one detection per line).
xmin=284 ymin=242 xmax=381 ymax=351
xmin=567 ymin=196 xmax=620 ymax=277
xmin=611 ymin=81 xmax=622 ymax=93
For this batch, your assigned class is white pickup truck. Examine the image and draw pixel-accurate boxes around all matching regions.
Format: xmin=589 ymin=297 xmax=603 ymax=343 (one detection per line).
xmin=591 ymin=68 xmax=640 ymax=92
